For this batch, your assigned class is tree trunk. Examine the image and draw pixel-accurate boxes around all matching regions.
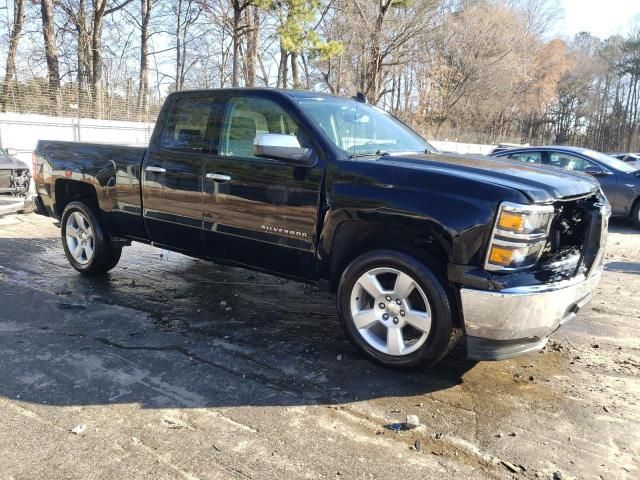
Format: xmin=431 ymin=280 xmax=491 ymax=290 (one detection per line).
xmin=364 ymin=1 xmax=392 ymax=102
xmin=40 ymin=0 xmax=61 ymax=114
xmin=76 ymin=0 xmax=92 ymax=116
xmin=138 ymin=0 xmax=152 ymax=119
xmin=175 ymin=0 xmax=183 ymax=91
xmin=91 ymin=1 xmax=108 ymax=119
xmin=1 ymin=0 xmax=25 ymax=112
xmin=278 ymin=41 xmax=289 ymax=88
xmin=245 ymin=5 xmax=259 ymax=87
xmin=290 ymin=52 xmax=300 ymax=89
xmin=176 ymin=0 xmax=182 ymax=91
xmin=231 ymin=1 xmax=242 ymax=87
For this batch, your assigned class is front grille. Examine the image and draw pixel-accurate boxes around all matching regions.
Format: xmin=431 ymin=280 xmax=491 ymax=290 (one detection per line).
xmin=539 ymin=193 xmax=608 ymax=277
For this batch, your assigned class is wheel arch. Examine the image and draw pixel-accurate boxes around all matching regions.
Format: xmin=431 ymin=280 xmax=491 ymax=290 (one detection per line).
xmin=54 ymin=179 xmax=99 ymax=218
xmin=324 ymin=218 xmax=452 ymax=293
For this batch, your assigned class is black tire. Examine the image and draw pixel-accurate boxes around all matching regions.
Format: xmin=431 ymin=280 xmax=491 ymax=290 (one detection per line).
xmin=337 ymin=250 xmax=460 ymax=369
xmin=632 ymin=199 xmax=640 ymax=229
xmin=60 ymin=201 xmax=122 ymax=275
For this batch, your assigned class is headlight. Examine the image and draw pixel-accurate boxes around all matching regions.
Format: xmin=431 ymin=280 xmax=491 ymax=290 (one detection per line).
xmin=497 ymin=206 xmax=553 ymax=236
xmin=485 ymin=202 xmax=554 ymax=271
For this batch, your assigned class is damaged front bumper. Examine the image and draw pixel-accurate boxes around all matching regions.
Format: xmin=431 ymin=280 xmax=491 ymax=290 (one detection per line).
xmin=0 ymin=178 xmax=37 ymax=216
xmin=460 ymin=268 xmax=602 ymax=360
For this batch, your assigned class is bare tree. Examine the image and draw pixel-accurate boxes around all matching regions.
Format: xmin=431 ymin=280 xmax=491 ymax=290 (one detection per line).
xmin=40 ymin=0 xmax=61 ymax=113
xmin=1 ymin=0 xmax=25 ymax=111
xmin=173 ymin=0 xmax=204 ymax=91
xmin=244 ymin=4 xmax=260 ymax=86
xmin=137 ymin=0 xmax=158 ymax=118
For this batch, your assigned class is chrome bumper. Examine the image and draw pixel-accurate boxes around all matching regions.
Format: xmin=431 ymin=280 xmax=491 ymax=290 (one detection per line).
xmin=461 ymin=269 xmax=602 ymax=359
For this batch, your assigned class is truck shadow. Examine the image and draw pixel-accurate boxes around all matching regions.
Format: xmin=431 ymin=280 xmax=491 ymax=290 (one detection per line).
xmin=605 ymin=261 xmax=640 ymax=275
xmin=0 ymin=236 xmax=478 ymax=410
xmin=608 ymin=217 xmax=638 ymax=234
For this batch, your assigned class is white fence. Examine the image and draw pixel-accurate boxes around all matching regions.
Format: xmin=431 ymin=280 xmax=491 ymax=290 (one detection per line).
xmin=0 ymin=112 xmax=494 ymax=166
xmin=431 ymin=140 xmax=494 ymax=155
xmin=0 ymin=112 xmax=153 ymax=165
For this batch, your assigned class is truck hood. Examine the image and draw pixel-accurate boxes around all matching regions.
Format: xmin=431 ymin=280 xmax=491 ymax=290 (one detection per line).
xmin=376 ymin=152 xmax=599 ymax=203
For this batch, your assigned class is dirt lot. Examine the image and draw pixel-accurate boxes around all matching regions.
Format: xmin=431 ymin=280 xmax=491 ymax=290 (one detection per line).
xmin=0 ymin=213 xmax=638 ymax=480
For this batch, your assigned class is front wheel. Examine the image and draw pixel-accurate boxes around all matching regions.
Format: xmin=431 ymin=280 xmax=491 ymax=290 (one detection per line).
xmin=632 ymin=200 xmax=640 ymax=229
xmin=337 ymin=250 xmax=460 ymax=369
xmin=60 ymin=201 xmax=122 ymax=275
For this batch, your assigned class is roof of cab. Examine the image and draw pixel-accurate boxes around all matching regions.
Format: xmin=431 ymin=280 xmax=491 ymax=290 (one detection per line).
xmin=173 ymin=87 xmax=343 ymax=100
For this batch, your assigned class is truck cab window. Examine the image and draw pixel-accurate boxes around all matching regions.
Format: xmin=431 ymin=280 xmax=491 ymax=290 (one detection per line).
xmin=219 ymin=97 xmax=301 ymax=159
xmin=162 ymin=97 xmax=213 ymax=153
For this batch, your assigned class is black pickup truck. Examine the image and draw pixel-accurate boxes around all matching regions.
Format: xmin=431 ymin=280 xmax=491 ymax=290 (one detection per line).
xmin=33 ymin=88 xmax=609 ymax=368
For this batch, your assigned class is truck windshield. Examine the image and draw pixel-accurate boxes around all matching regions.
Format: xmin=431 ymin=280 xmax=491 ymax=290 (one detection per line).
xmin=296 ymin=97 xmax=435 ymax=157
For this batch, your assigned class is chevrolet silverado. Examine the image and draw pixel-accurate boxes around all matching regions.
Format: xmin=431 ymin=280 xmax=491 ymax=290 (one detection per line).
xmin=32 ymin=88 xmax=610 ymax=368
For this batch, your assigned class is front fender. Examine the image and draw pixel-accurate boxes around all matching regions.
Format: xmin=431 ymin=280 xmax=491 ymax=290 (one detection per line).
xmin=319 ymin=159 xmax=530 ymax=280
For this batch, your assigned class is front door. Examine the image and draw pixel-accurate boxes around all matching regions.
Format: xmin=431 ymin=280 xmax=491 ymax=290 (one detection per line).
xmin=202 ymin=94 xmax=325 ymax=279
xmin=546 ymin=151 xmax=619 ymax=211
xmin=141 ymin=95 xmax=216 ymax=252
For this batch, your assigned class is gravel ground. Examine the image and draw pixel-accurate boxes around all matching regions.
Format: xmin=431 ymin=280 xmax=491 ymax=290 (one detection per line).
xmin=0 ymin=213 xmax=638 ymax=480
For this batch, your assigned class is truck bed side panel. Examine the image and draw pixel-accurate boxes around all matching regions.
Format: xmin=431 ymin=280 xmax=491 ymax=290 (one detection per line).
xmin=35 ymin=141 xmax=147 ymax=239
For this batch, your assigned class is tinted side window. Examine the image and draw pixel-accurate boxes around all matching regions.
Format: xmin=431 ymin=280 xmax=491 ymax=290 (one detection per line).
xmin=548 ymin=152 xmax=595 ymax=172
xmin=162 ymin=97 xmax=213 ymax=153
xmin=219 ymin=97 xmax=300 ymax=159
xmin=508 ymin=152 xmax=542 ymax=164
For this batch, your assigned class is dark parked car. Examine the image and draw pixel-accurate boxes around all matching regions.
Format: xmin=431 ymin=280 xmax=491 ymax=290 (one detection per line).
xmin=493 ymin=146 xmax=640 ymax=228
xmin=33 ymin=89 xmax=609 ymax=368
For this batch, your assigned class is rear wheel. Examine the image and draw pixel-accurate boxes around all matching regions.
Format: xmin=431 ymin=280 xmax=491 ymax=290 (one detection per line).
xmin=60 ymin=201 xmax=121 ymax=275
xmin=337 ymin=250 xmax=459 ymax=369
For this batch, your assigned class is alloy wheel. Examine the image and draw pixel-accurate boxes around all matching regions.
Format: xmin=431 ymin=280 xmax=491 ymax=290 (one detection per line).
xmin=65 ymin=211 xmax=95 ymax=265
xmin=349 ymin=267 xmax=432 ymax=356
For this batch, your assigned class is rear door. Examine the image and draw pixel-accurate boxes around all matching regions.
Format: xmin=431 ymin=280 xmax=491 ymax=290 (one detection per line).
xmin=141 ymin=95 xmax=218 ymax=252
xmin=202 ymin=93 xmax=325 ymax=279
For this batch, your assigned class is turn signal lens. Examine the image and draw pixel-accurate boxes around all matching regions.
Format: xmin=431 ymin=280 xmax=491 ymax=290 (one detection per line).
xmin=497 ymin=206 xmax=553 ymax=236
xmin=489 ymin=245 xmax=516 ymax=265
xmin=498 ymin=211 xmax=525 ymax=232
xmin=487 ymin=242 xmax=545 ymax=268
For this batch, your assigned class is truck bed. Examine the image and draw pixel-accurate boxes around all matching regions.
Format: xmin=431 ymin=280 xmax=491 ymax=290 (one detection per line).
xmin=34 ymin=140 xmax=148 ymax=239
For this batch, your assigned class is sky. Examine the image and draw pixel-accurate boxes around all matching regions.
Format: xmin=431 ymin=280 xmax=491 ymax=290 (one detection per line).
xmin=557 ymin=0 xmax=640 ymax=39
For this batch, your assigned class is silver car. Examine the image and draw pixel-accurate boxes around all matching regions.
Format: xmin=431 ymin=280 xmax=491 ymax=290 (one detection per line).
xmin=0 ymin=149 xmax=34 ymax=214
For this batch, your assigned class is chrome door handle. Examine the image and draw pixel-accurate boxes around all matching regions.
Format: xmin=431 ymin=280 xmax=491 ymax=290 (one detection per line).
xmin=206 ymin=173 xmax=231 ymax=182
xmin=145 ymin=166 xmax=166 ymax=173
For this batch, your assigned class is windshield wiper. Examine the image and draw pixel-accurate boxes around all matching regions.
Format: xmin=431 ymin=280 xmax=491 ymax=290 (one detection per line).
xmin=349 ymin=150 xmax=390 ymax=159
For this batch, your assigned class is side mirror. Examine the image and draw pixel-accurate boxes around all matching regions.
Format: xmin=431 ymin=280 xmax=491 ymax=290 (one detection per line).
xmin=6 ymin=148 xmax=17 ymax=156
xmin=253 ymin=134 xmax=314 ymax=166
xmin=584 ymin=166 xmax=610 ymax=176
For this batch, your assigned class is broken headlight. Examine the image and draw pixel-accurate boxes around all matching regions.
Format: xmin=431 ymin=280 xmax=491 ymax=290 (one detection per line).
xmin=485 ymin=202 xmax=554 ymax=271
